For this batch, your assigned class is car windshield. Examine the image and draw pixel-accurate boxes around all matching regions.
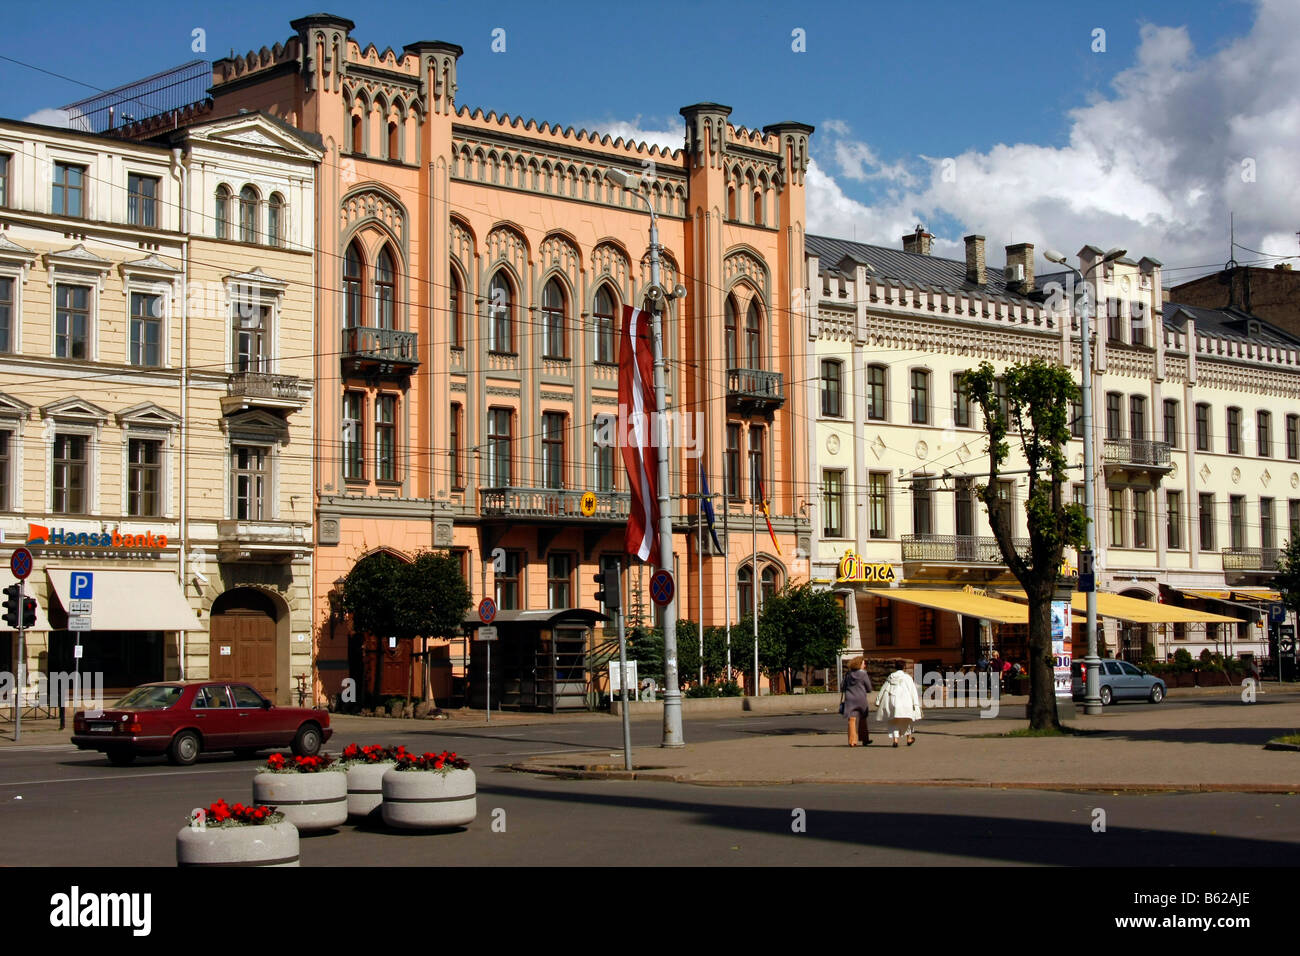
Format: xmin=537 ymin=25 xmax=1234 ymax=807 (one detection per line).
xmin=114 ymin=685 xmax=183 ymax=710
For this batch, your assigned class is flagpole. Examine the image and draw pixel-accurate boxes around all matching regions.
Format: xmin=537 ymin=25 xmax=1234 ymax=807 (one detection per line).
xmin=697 ymin=486 xmax=704 ymax=686
xmin=723 ymin=491 xmax=731 ymax=682
xmin=752 ymin=495 xmax=759 ymax=696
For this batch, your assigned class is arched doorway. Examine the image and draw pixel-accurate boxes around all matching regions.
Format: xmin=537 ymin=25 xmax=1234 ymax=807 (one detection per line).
xmin=210 ymin=588 xmax=283 ymax=701
xmin=1118 ymin=588 xmax=1155 ymax=663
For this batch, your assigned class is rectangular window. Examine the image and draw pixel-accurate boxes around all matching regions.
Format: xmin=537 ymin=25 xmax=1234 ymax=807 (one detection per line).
xmin=542 ymin=412 xmax=565 ymax=489
xmin=232 ymin=445 xmax=269 ymax=520
xmin=342 ymin=392 xmax=364 ymax=481
xmin=487 ymin=408 xmax=511 ymax=487
xmin=127 ymin=174 xmax=159 ymax=228
xmin=1167 ymin=490 xmax=1182 ymax=550
xmin=1107 ymin=297 xmax=1123 ymax=342
xmin=910 ymin=370 xmax=929 ymax=424
xmin=52 ymin=434 xmax=87 ymax=514
xmin=0 ymin=152 xmax=9 ymax=207
xmin=1229 ymin=495 xmax=1245 ymax=550
xmin=869 ymin=472 xmax=889 ymax=539
xmin=0 ymin=430 xmax=8 ymax=511
xmin=1227 ymin=408 xmax=1241 ymax=455
xmin=232 ymin=298 xmax=271 ymax=372
xmin=953 ymin=374 xmax=971 ymax=428
xmin=1261 ymin=498 xmax=1275 ymax=550
xmin=127 ymin=438 xmax=162 ymax=517
xmin=593 ymin=414 xmax=615 ymax=493
xmin=1288 ymin=415 xmax=1300 ymax=460
xmin=820 ymin=360 xmax=842 ymax=418
xmin=747 ymin=426 xmax=766 ymax=502
xmin=1199 ymin=493 xmax=1215 ymax=551
xmin=873 ymin=597 xmax=893 ymax=647
xmin=724 ymin=423 xmax=741 ymax=499
xmin=129 ymin=292 xmax=162 ymax=367
xmin=911 ymin=476 xmax=933 ymax=536
xmin=1105 ymin=393 xmax=1122 ymax=440
xmin=55 ymin=283 xmax=90 ymax=359
xmin=52 ymin=163 xmax=85 ymax=218
xmin=547 ymin=553 xmax=573 ymax=610
xmin=1289 ymin=499 xmax=1300 ymax=543
xmin=823 ymin=470 xmax=844 ymax=538
xmin=918 ymin=608 xmax=937 ymax=645
xmin=1257 ymin=411 xmax=1271 ymax=458
xmin=955 ymin=479 xmax=975 ymax=537
xmin=495 ymin=551 xmax=522 ymax=610
xmin=1129 ymin=395 xmax=1146 ymax=442
xmin=1132 ymin=489 xmax=1150 ymax=549
xmin=1196 ymin=403 xmax=1211 ymax=452
xmin=1109 ymin=488 xmax=1126 ymax=548
xmin=1070 ymin=394 xmax=1083 ymax=439
xmin=867 ymin=365 xmax=886 ymax=420
xmin=450 ymin=403 xmax=463 ymax=489
xmin=1072 ymin=484 xmax=1085 ymax=508
xmin=375 ymin=394 xmax=396 ymax=482
xmin=1130 ymin=300 xmax=1148 ymax=346
xmin=1163 ymin=399 xmax=1179 ymax=448
xmin=0 ymin=276 xmax=12 ymax=352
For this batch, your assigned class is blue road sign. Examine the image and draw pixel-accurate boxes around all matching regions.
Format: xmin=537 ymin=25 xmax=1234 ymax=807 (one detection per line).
xmin=478 ymin=597 xmax=497 ymax=624
xmin=650 ymin=569 xmax=675 ymax=607
xmin=70 ymin=571 xmax=93 ymax=600
xmin=1077 ymin=572 xmax=1095 ymax=593
xmin=9 ymin=548 xmax=32 ymax=580
xmin=1269 ymin=603 xmax=1286 ymax=624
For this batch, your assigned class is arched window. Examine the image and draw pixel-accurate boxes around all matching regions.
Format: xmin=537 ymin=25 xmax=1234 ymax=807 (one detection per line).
xmin=351 ymin=114 xmax=364 ymax=154
xmin=727 ymin=186 xmax=737 ymax=220
xmin=542 ymin=277 xmax=567 ymax=359
xmin=738 ymin=565 xmax=754 ymax=618
xmin=239 ymin=185 xmax=259 ymax=244
xmin=753 ymin=191 xmax=763 ymax=226
xmin=215 ymin=185 xmax=231 ymax=240
xmin=449 ymin=268 xmax=463 ymax=348
xmin=761 ymin=566 xmax=779 ymax=605
xmin=488 ymin=272 xmax=513 ymax=352
xmin=267 ymin=192 xmax=285 ymax=248
xmin=343 ymin=241 xmax=365 ymax=328
xmin=745 ymin=300 xmax=762 ymax=368
xmin=387 ymin=121 xmax=399 ymax=161
xmin=374 ymin=246 xmax=396 ymax=329
xmin=594 ymin=284 xmax=617 ymax=363
xmin=724 ymin=297 xmax=738 ymax=368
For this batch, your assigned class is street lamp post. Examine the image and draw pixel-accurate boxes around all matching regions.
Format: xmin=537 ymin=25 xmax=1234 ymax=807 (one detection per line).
xmin=1045 ymin=246 xmax=1126 ymax=717
xmin=605 ymin=167 xmax=685 ymax=747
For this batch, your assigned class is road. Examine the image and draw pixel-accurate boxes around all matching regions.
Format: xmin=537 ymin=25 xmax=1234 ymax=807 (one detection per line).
xmin=1 ymin=701 xmax=1297 ymax=867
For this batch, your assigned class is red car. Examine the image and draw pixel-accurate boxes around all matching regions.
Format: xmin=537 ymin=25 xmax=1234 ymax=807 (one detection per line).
xmin=72 ymin=681 xmax=332 ymax=766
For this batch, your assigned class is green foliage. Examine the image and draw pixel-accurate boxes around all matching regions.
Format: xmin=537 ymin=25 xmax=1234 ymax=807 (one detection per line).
xmin=753 ymin=583 xmax=849 ymax=692
xmin=627 ymin=625 xmax=664 ymax=685
xmin=1172 ymin=648 xmax=1194 ymax=673
xmin=684 ymin=680 xmax=742 ymax=698
xmin=340 ymin=550 xmax=472 ymax=643
xmin=1274 ymin=537 xmax=1300 ymax=617
xmin=677 ymin=620 xmax=740 ymax=682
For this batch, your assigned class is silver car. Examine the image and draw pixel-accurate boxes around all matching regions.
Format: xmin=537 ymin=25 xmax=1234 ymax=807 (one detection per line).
xmin=1071 ymin=659 xmax=1166 ymax=705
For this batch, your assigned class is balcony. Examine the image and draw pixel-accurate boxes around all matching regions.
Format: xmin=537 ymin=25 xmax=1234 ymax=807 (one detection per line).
xmin=479 ymin=486 xmax=630 ymax=524
xmin=1102 ymin=438 xmax=1173 ymax=477
xmin=902 ymin=533 xmax=1030 ymax=565
xmin=1222 ymin=547 xmax=1280 ymax=573
xmin=726 ymin=367 xmax=784 ymax=414
xmin=341 ymin=326 xmax=419 ymax=379
xmin=216 ymin=519 xmax=311 ymax=563
xmin=221 ymin=371 xmax=303 ymax=415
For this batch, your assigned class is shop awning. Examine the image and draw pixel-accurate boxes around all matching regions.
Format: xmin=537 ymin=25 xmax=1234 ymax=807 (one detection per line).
xmin=863 ymin=588 xmax=1029 ymax=624
xmin=999 ymin=588 xmax=1242 ymax=624
xmin=47 ymin=569 xmax=199 ymax=631
xmin=1176 ymin=587 xmax=1280 ymax=604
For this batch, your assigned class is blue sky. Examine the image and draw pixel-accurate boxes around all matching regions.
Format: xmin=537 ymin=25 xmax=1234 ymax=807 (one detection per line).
xmin=3 ymin=0 xmax=1293 ymax=280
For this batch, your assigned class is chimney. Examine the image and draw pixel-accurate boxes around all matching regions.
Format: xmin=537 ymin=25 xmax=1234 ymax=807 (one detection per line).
xmin=964 ymin=235 xmax=986 ymax=286
xmin=902 ymin=224 xmax=933 ymax=256
xmin=1004 ymin=242 xmax=1034 ymax=293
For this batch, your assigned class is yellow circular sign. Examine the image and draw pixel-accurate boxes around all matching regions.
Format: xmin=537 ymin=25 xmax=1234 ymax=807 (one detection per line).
xmin=579 ymin=491 xmax=598 ymax=517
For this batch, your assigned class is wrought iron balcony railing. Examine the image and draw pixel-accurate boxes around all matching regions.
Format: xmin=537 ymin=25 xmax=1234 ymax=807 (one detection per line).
xmin=901 ymin=533 xmax=1030 ymax=564
xmin=341 ymin=326 xmax=419 ymax=371
xmin=226 ymin=371 xmax=301 ymax=401
xmin=479 ymin=486 xmax=631 ymax=521
xmin=726 ymin=367 xmax=785 ymax=413
xmin=1102 ymin=438 xmax=1172 ymax=468
xmin=1221 ymin=547 xmax=1280 ymax=572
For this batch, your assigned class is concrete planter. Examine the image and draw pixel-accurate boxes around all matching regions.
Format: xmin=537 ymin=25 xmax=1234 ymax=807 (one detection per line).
xmin=253 ymin=772 xmax=348 ymax=832
xmin=346 ymin=761 xmax=396 ymax=819
xmin=176 ymin=820 xmax=299 ymax=867
xmin=381 ymin=767 xmax=476 ymax=830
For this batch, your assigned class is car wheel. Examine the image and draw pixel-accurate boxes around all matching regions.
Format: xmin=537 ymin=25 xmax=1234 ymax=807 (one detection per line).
xmin=1100 ymin=686 xmax=1113 ymax=706
xmin=105 ymin=749 xmax=135 ymax=766
xmin=168 ymin=730 xmax=201 ymax=766
xmin=1150 ymin=684 xmax=1165 ymax=704
xmin=291 ymin=723 xmax=322 ymax=757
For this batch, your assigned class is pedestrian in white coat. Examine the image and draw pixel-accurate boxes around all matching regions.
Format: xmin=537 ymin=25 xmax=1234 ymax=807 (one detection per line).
xmin=875 ymin=659 xmax=923 ymax=747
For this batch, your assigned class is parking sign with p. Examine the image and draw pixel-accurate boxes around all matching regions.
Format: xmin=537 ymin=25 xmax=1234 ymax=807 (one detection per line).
xmin=71 ymin=572 xmax=93 ymax=600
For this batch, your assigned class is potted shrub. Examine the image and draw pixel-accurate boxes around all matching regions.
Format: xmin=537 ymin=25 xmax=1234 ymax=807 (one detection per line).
xmin=339 ymin=743 xmax=397 ymax=820
xmin=176 ymin=799 xmax=298 ymax=867
xmin=252 ymin=752 xmax=348 ymax=832
xmin=381 ymin=747 xmax=476 ymax=830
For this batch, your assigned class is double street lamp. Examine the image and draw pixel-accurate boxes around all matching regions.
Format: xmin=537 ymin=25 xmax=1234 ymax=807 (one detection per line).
xmin=1044 ymin=245 xmax=1127 ymax=717
xmin=605 ymin=166 xmax=685 ymax=747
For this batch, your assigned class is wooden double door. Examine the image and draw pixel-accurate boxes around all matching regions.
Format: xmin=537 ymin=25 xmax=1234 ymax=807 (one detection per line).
xmin=210 ymin=589 xmax=279 ymax=702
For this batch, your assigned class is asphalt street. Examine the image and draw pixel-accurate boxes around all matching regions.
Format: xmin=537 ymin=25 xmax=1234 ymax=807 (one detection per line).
xmin=1 ymin=701 xmax=1297 ymax=867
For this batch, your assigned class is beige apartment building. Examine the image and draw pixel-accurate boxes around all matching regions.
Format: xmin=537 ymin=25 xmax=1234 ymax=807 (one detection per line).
xmin=0 ymin=112 xmax=319 ymax=705
xmin=805 ymin=230 xmax=1286 ymax=668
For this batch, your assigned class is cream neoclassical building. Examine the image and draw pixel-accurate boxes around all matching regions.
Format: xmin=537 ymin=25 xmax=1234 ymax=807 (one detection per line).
xmin=804 ymin=229 xmax=1291 ymax=669
xmin=0 ymin=112 xmax=319 ymax=705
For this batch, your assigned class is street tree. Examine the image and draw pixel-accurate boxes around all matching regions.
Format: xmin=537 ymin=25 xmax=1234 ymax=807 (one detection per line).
xmin=750 ymin=583 xmax=848 ymax=693
xmin=962 ymin=359 xmax=1087 ymax=730
xmin=1273 ymin=536 xmax=1300 ymax=629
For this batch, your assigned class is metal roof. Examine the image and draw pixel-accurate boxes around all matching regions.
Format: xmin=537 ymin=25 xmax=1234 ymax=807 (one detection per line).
xmin=806 ymin=234 xmax=1032 ymax=300
xmin=1162 ymin=302 xmax=1300 ymax=348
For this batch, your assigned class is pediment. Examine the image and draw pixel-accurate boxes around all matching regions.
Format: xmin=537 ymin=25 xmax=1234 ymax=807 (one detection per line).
xmin=45 ymin=243 xmax=113 ymax=274
xmin=0 ymin=233 xmax=36 ymax=267
xmin=41 ymin=396 xmax=109 ymax=423
xmin=0 ymin=392 xmax=32 ymax=420
xmin=222 ymin=409 xmax=291 ymax=442
xmin=121 ymin=253 xmax=181 ymax=279
xmin=224 ymin=266 xmax=288 ymax=291
xmin=188 ymin=114 xmax=323 ymax=161
xmin=115 ymin=401 xmax=182 ymax=429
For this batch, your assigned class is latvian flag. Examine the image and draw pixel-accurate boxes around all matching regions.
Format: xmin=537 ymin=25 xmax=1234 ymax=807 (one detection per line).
xmin=619 ymin=305 xmax=660 ymax=563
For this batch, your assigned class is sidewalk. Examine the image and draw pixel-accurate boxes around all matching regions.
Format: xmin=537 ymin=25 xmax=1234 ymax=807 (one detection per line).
xmin=510 ymin=692 xmax=1300 ymax=793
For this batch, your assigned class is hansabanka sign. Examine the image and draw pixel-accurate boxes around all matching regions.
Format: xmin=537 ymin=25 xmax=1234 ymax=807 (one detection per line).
xmin=25 ymin=523 xmax=169 ymax=550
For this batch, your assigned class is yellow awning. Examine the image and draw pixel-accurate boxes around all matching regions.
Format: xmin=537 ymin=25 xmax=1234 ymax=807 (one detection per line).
xmin=998 ymin=588 xmax=1242 ymax=624
xmin=1181 ymin=588 xmax=1234 ymax=601
xmin=1228 ymin=588 xmax=1281 ymax=603
xmin=864 ymin=588 xmax=1029 ymax=624
xmin=48 ymin=568 xmax=199 ymax=631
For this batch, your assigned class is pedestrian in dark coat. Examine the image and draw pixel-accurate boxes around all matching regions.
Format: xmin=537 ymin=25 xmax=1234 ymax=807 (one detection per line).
xmin=842 ymin=656 xmax=873 ymax=746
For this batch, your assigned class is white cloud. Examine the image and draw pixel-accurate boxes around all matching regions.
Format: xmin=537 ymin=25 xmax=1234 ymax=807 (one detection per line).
xmin=23 ymin=108 xmax=77 ymax=128
xmin=591 ymin=117 xmax=682 ymax=152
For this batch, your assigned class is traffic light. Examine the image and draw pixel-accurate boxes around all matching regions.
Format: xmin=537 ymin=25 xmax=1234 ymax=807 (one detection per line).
xmin=21 ymin=597 xmax=36 ymax=629
xmin=2 ymin=584 xmax=19 ymax=629
xmin=594 ymin=565 xmax=620 ymax=611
